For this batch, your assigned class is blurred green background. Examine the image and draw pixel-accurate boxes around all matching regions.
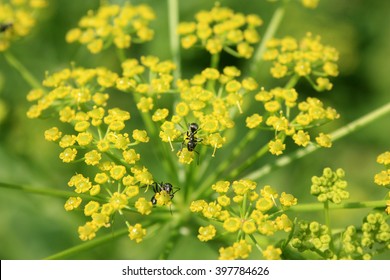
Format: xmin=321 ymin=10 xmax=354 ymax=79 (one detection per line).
xmin=0 ymin=0 xmax=389 ymax=259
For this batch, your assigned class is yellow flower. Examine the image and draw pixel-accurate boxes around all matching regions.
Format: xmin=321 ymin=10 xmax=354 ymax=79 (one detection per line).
xmin=110 ymin=165 xmax=127 ymax=180
xmin=262 ymin=245 xmax=282 ymax=260
xmin=84 ymin=201 xmax=100 ymax=216
xmin=152 ymin=108 xmax=169 ymax=122
xmin=59 ymin=148 xmax=77 ymax=163
xmin=233 ymin=240 xmax=252 ymax=259
xmin=137 ymin=97 xmax=154 ymax=112
xmin=212 ymin=181 xmax=230 ymax=193
xmin=374 ymin=170 xmax=390 ymax=186
xmin=135 ymin=197 xmax=153 ymax=215
xmin=219 ymin=246 xmax=235 ymax=260
xmin=122 ymin=149 xmax=140 ymax=164
xmin=198 ymin=225 xmax=216 ymax=242
xmin=132 ymin=129 xmax=149 ymax=143
xmin=84 ymin=150 xmax=102 ymax=166
xmin=128 ymin=223 xmax=146 ymax=243
xmin=256 ymin=198 xmax=274 ymax=212
xmin=91 ymin=212 xmax=110 ymax=228
xmin=78 ymin=222 xmax=98 ymax=241
xmin=44 ymin=127 xmax=62 ymax=142
xmin=242 ymin=220 xmax=257 ymax=234
xmin=64 ymin=196 xmax=82 ymax=211
xmin=279 ymin=192 xmax=298 ymax=207
xmin=223 ymin=217 xmax=241 ymax=232
xmin=268 ymin=139 xmax=286 ymax=155
xmin=377 ymin=151 xmax=390 ymax=165
xmin=293 ymin=130 xmax=310 ymax=147
xmin=190 ymin=200 xmax=208 ymax=212
xmin=109 ymin=192 xmax=128 ymax=210
xmin=315 ymin=133 xmax=332 ymax=148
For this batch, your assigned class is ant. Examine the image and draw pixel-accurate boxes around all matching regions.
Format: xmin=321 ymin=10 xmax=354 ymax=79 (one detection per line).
xmin=180 ymin=123 xmax=202 ymax=164
xmin=0 ymin=23 xmax=13 ymax=33
xmin=150 ymin=181 xmax=180 ymax=206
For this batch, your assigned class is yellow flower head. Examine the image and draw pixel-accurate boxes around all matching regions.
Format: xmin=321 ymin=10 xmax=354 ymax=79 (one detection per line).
xmin=128 ymin=223 xmax=146 ymax=243
xmin=198 ymin=225 xmax=217 ymax=242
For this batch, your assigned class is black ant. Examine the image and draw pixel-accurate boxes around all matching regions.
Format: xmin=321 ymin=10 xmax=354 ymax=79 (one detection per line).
xmin=150 ymin=182 xmax=179 ymax=206
xmin=0 ymin=23 xmax=13 ymax=33
xmin=180 ymin=123 xmax=202 ymax=164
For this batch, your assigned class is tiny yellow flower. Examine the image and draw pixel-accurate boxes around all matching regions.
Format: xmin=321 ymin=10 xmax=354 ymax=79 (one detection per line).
xmin=293 ymin=130 xmax=310 ymax=147
xmin=76 ymin=132 xmax=93 ymax=146
xmin=137 ymin=97 xmax=153 ymax=112
xmin=279 ymin=192 xmax=298 ymax=207
xmin=242 ymin=220 xmax=257 ymax=234
xmin=219 ymin=246 xmax=236 ymax=260
xmin=84 ymin=201 xmax=100 ymax=216
xmin=132 ymin=166 xmax=154 ymax=185
xmin=44 ymin=127 xmax=62 ymax=142
xmin=374 ymin=170 xmax=390 ymax=186
xmin=59 ymin=148 xmax=77 ymax=163
xmin=268 ymin=139 xmax=286 ymax=155
xmin=110 ymin=165 xmax=127 ymax=180
xmin=212 ymin=181 xmax=230 ymax=193
xmin=84 ymin=150 xmax=102 ymax=166
xmin=78 ymin=222 xmax=98 ymax=241
xmin=64 ymin=196 xmax=82 ymax=211
xmin=198 ymin=225 xmax=216 ymax=242
xmin=122 ymin=149 xmax=140 ymax=164
xmin=90 ymin=184 xmax=101 ymax=196
xmin=94 ymin=172 xmax=109 ymax=184
xmin=315 ymin=133 xmax=332 ymax=148
xmin=135 ymin=197 xmax=153 ymax=215
xmin=152 ymin=108 xmax=169 ymax=122
xmin=132 ymin=129 xmax=149 ymax=142
xmin=125 ymin=185 xmax=139 ymax=198
xmin=262 ymin=245 xmax=282 ymax=260
xmin=233 ymin=240 xmax=252 ymax=259
xmin=109 ymin=192 xmax=128 ymax=210
xmin=217 ymin=195 xmax=231 ymax=207
xmin=128 ymin=223 xmax=146 ymax=243
xmin=91 ymin=212 xmax=110 ymax=228
xmin=190 ymin=200 xmax=208 ymax=212
xmin=223 ymin=217 xmax=242 ymax=232
xmin=177 ymin=148 xmax=194 ymax=164
xmin=377 ymin=151 xmax=390 ymax=165
xmin=202 ymin=202 xmax=222 ymax=219
xmin=256 ymin=198 xmax=274 ymax=212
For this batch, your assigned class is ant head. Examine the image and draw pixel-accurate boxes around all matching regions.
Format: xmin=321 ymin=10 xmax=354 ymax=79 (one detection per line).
xmin=189 ymin=123 xmax=199 ymax=133
xmin=162 ymin=183 xmax=173 ymax=193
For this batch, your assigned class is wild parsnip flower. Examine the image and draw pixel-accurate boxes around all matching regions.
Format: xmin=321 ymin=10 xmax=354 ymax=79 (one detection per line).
xmin=155 ymin=66 xmax=257 ymax=162
xmin=25 ymin=65 xmax=171 ymax=241
xmin=250 ymin=87 xmax=339 ymax=155
xmin=374 ymin=151 xmax=390 ymax=187
xmin=178 ymin=4 xmax=262 ymax=58
xmin=66 ymin=3 xmax=155 ymax=54
xmin=291 ymin=220 xmax=333 ymax=258
xmin=191 ymin=179 xmax=296 ymax=259
xmin=311 ymin=167 xmax=349 ymax=204
xmin=0 ymin=0 xmax=47 ymax=51
xmin=262 ymin=245 xmax=282 ymax=260
xmin=339 ymin=212 xmax=390 ymax=259
xmin=263 ymin=33 xmax=339 ymax=91
xmin=128 ymin=223 xmax=147 ymax=243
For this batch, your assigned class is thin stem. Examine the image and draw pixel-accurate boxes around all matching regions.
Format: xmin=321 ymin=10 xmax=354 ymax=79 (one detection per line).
xmin=168 ymin=0 xmax=181 ymax=81
xmin=323 ymin=201 xmax=334 ymax=251
xmin=210 ymin=53 xmax=220 ymax=69
xmin=288 ymin=200 xmax=386 ymax=212
xmin=44 ymin=228 xmax=128 ymax=259
xmin=3 ymin=51 xmax=42 ymax=89
xmin=245 ymin=101 xmax=390 ymax=181
xmin=0 ymin=182 xmax=103 ymax=202
xmin=250 ymin=5 xmax=286 ymax=76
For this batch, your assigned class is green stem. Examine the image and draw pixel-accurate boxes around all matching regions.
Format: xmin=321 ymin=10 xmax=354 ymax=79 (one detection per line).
xmin=289 ymin=200 xmax=386 ymax=212
xmin=210 ymin=53 xmax=220 ymax=69
xmin=168 ymin=0 xmax=181 ymax=81
xmin=116 ymin=47 xmax=126 ymax=63
xmin=250 ymin=4 xmax=286 ymax=76
xmin=0 ymin=182 xmax=103 ymax=202
xmin=323 ymin=201 xmax=334 ymax=250
xmin=245 ymin=101 xmax=390 ymax=181
xmin=44 ymin=228 xmax=128 ymax=259
xmin=3 ymin=51 xmax=42 ymax=89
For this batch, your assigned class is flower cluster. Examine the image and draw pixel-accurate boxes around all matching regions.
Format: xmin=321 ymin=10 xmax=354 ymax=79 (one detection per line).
xmin=66 ymin=3 xmax=155 ymax=54
xmin=340 ymin=212 xmax=390 ymax=259
xmin=248 ymin=87 xmax=339 ymax=155
xmin=115 ymin=55 xmax=176 ymax=108
xmin=263 ymin=32 xmax=339 ymax=91
xmin=310 ymin=167 xmax=349 ymax=204
xmin=190 ymin=179 xmax=297 ymax=259
xmin=374 ymin=151 xmax=390 ymax=187
xmin=0 ymin=0 xmax=47 ymax=51
xmin=178 ymin=4 xmax=262 ymax=58
xmin=291 ymin=220 xmax=333 ymax=259
xmin=25 ymin=66 xmax=174 ymax=242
